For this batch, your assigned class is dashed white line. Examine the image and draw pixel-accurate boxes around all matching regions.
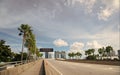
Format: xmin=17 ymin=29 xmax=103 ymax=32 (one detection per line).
xmin=45 ymin=60 xmax=63 ymax=75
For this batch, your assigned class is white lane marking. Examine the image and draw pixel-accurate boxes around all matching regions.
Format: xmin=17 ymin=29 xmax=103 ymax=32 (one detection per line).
xmin=108 ymin=67 xmax=113 ymax=70
xmin=46 ymin=60 xmax=63 ymax=75
xmin=86 ymin=65 xmax=91 ymax=67
xmin=104 ymin=67 xmax=114 ymax=71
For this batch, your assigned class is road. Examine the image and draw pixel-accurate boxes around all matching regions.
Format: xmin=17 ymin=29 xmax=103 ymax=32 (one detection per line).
xmin=46 ymin=59 xmax=120 ymax=75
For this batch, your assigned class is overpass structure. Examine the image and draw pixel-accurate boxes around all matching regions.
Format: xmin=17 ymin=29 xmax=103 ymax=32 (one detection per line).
xmin=40 ymin=48 xmax=53 ymax=58
xmin=0 ymin=59 xmax=119 ymax=75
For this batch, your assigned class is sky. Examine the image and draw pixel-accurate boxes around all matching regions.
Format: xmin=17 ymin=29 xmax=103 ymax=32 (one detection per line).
xmin=0 ymin=0 xmax=119 ymax=56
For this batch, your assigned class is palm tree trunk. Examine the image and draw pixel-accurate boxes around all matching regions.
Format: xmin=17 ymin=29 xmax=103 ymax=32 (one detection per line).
xmin=26 ymin=49 xmax=29 ymax=62
xmin=35 ymin=48 xmax=36 ymax=60
xmin=21 ymin=36 xmax=24 ymax=62
xmin=107 ymin=53 xmax=109 ymax=59
xmin=101 ymin=55 xmax=102 ymax=60
xmin=109 ymin=52 xmax=111 ymax=60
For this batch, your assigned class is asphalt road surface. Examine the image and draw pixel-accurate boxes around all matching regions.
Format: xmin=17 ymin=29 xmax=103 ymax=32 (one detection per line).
xmin=46 ymin=59 xmax=120 ymax=75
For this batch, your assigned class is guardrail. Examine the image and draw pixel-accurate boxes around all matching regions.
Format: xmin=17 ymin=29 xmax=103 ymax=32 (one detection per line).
xmin=0 ymin=60 xmax=30 ymax=71
xmin=44 ymin=60 xmax=62 ymax=75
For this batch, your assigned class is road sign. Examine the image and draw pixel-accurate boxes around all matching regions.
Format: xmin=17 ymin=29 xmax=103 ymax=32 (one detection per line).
xmin=40 ymin=48 xmax=53 ymax=52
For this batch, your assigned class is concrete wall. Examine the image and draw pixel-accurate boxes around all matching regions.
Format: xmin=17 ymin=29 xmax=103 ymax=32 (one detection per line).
xmin=0 ymin=60 xmax=38 ymax=75
xmin=44 ymin=60 xmax=62 ymax=75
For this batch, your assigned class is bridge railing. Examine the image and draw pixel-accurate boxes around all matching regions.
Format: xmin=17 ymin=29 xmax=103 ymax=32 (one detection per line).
xmin=0 ymin=60 xmax=31 ymax=71
xmin=0 ymin=60 xmax=38 ymax=75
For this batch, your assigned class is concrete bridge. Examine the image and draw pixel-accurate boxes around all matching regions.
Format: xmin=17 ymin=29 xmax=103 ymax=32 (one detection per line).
xmin=0 ymin=59 xmax=119 ymax=75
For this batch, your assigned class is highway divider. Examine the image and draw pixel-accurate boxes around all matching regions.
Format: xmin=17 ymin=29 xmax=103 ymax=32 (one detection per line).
xmin=44 ymin=60 xmax=62 ymax=75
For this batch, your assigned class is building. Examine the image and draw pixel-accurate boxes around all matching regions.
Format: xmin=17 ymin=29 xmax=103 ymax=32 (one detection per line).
xmin=118 ymin=50 xmax=120 ymax=59
xmin=109 ymin=50 xmax=116 ymax=56
xmin=55 ymin=51 xmax=66 ymax=59
xmin=40 ymin=48 xmax=53 ymax=58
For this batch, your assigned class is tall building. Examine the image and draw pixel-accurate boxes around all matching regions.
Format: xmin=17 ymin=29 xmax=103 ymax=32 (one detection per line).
xmin=109 ymin=50 xmax=115 ymax=56
xmin=118 ymin=50 xmax=120 ymax=59
xmin=55 ymin=51 xmax=66 ymax=59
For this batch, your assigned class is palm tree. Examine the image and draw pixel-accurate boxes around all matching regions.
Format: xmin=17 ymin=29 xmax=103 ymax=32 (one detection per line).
xmin=85 ymin=50 xmax=88 ymax=56
xmin=71 ymin=52 xmax=75 ymax=59
xmin=85 ymin=49 xmax=96 ymax=60
xmin=76 ymin=52 xmax=82 ymax=59
xmin=98 ymin=47 xmax=104 ymax=60
xmin=68 ymin=53 xmax=72 ymax=59
xmin=90 ymin=49 xmax=95 ymax=56
xmin=30 ymin=33 xmax=37 ymax=60
xmin=105 ymin=46 xmax=113 ymax=59
xmin=24 ymin=29 xmax=38 ymax=61
xmin=18 ymin=24 xmax=32 ymax=61
xmin=85 ymin=50 xmax=91 ymax=56
xmin=36 ymin=48 xmax=42 ymax=58
xmin=25 ymin=38 xmax=33 ymax=60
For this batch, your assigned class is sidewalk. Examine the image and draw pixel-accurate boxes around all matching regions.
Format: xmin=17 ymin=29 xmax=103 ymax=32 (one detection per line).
xmin=19 ymin=60 xmax=43 ymax=75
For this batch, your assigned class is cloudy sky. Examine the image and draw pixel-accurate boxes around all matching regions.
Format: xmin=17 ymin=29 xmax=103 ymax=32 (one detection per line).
xmin=0 ymin=0 xmax=119 ymax=55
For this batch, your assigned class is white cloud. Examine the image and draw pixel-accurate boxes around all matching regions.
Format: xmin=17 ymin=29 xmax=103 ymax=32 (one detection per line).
xmin=98 ymin=0 xmax=119 ymax=21
xmin=78 ymin=0 xmax=96 ymax=13
xmin=98 ymin=8 xmax=112 ymax=21
xmin=75 ymin=0 xmax=96 ymax=13
xmin=69 ymin=42 xmax=84 ymax=53
xmin=70 ymin=42 xmax=84 ymax=50
xmin=65 ymin=0 xmax=119 ymax=20
xmin=53 ymin=39 xmax=68 ymax=47
xmin=64 ymin=0 xmax=96 ymax=13
xmin=95 ymin=25 xmax=119 ymax=50
xmin=86 ymin=40 xmax=102 ymax=49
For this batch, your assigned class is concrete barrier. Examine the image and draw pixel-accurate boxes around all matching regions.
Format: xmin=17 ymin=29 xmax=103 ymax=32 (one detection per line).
xmin=0 ymin=60 xmax=39 ymax=75
xmin=44 ymin=60 xmax=62 ymax=75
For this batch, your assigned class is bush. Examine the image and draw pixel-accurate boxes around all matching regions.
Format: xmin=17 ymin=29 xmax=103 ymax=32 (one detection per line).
xmin=86 ymin=55 xmax=96 ymax=60
xmin=102 ymin=58 xmax=111 ymax=61
xmin=113 ymin=58 xmax=119 ymax=61
xmin=118 ymin=56 xmax=120 ymax=60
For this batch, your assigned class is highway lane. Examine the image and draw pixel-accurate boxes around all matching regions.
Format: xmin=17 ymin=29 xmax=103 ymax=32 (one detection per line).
xmin=46 ymin=59 xmax=120 ymax=75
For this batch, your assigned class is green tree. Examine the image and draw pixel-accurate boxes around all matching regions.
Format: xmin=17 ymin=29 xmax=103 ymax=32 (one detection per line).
xmin=0 ymin=40 xmax=13 ymax=62
xmin=75 ymin=52 xmax=82 ymax=59
xmin=35 ymin=48 xmax=43 ymax=59
xmin=90 ymin=49 xmax=95 ymax=56
xmin=13 ymin=53 xmax=21 ymax=61
xmin=71 ymin=52 xmax=75 ymax=59
xmin=68 ymin=53 xmax=72 ymax=59
xmin=13 ymin=52 xmax=27 ymax=61
xmin=85 ymin=50 xmax=91 ymax=56
xmin=39 ymin=53 xmax=43 ymax=58
xmin=68 ymin=52 xmax=75 ymax=59
xmin=98 ymin=47 xmax=104 ymax=60
xmin=25 ymin=31 xmax=38 ymax=60
xmin=18 ymin=24 xmax=32 ymax=61
xmin=85 ymin=49 xmax=96 ymax=60
xmin=22 ymin=25 xmax=39 ymax=61
xmin=105 ymin=46 xmax=113 ymax=59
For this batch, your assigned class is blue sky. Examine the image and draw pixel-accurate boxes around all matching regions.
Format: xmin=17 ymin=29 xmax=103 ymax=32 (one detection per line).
xmin=0 ymin=0 xmax=119 ymax=55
